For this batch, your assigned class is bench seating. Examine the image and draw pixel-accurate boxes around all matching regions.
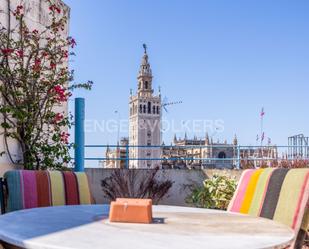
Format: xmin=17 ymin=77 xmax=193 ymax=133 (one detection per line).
xmin=3 ymin=170 xmax=93 ymax=213
xmin=228 ymin=168 xmax=309 ymax=249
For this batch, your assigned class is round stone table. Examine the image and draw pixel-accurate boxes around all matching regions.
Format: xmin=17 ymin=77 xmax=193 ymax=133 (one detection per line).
xmin=0 ymin=205 xmax=295 ymax=249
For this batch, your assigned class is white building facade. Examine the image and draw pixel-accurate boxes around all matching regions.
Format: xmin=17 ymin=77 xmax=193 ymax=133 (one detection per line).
xmin=129 ymin=46 xmax=161 ymax=168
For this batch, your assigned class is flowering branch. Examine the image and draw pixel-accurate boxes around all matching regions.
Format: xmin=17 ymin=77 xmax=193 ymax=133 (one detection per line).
xmin=0 ymin=1 xmax=92 ymax=170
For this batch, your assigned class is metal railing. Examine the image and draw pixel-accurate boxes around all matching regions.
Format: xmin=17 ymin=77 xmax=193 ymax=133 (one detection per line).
xmin=72 ymin=98 xmax=309 ymax=171
xmin=80 ymin=144 xmax=309 ymax=169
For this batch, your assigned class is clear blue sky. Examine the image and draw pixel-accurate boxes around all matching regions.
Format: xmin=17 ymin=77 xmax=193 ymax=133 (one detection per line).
xmin=65 ymin=0 xmax=309 ymax=148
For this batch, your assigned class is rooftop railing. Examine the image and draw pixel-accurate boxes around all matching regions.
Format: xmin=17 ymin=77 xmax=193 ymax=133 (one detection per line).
xmin=79 ymin=144 xmax=309 ymax=169
xmin=73 ymin=98 xmax=309 ymax=171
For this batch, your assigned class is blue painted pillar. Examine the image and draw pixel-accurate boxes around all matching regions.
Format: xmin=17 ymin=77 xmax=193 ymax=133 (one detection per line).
xmin=74 ymin=98 xmax=85 ymax=172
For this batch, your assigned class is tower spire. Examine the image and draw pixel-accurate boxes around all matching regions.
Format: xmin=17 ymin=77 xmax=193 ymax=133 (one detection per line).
xmin=174 ymin=134 xmax=177 ymax=143
xmin=137 ymin=44 xmax=153 ymax=96
xmin=205 ymin=132 xmax=210 ymax=145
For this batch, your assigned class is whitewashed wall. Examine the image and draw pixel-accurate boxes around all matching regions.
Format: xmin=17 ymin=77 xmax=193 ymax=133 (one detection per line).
xmin=86 ymin=169 xmax=243 ymax=206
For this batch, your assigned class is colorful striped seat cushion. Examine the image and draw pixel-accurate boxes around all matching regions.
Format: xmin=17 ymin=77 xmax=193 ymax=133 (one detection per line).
xmin=228 ymin=168 xmax=309 ymax=248
xmin=4 ymin=170 xmax=93 ymax=212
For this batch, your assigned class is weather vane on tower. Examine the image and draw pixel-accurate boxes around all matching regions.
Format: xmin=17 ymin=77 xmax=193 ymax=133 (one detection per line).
xmin=143 ymin=43 xmax=147 ymax=54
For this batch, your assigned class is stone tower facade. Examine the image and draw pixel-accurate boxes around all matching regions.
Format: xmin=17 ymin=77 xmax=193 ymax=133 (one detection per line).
xmin=129 ymin=45 xmax=161 ymax=168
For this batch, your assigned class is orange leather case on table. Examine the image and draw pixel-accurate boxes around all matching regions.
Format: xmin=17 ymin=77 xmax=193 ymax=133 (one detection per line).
xmin=109 ymin=198 xmax=153 ymax=224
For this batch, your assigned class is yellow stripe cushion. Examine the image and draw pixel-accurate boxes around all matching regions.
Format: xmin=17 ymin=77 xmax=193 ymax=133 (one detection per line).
xmin=49 ymin=171 xmax=66 ymax=206
xmin=75 ymin=172 xmax=92 ymax=204
xmin=239 ymin=169 xmax=263 ymax=214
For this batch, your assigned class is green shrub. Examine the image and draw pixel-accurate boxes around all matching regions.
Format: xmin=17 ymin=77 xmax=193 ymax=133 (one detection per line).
xmin=186 ymin=174 xmax=237 ymax=210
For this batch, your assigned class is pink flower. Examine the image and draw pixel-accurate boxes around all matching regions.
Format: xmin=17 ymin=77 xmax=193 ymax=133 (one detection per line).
xmin=13 ymin=5 xmax=23 ymax=16
xmin=1 ymin=48 xmax=14 ymax=56
xmin=62 ymin=50 xmax=69 ymax=58
xmin=49 ymin=5 xmax=61 ymax=14
xmin=41 ymin=51 xmax=48 ymax=57
xmin=16 ymin=50 xmax=23 ymax=57
xmin=50 ymin=61 xmax=56 ymax=69
xmin=54 ymin=113 xmax=64 ymax=123
xmin=53 ymin=85 xmax=64 ymax=94
xmin=33 ymin=58 xmax=41 ymax=72
xmin=52 ymin=85 xmax=68 ymax=102
xmin=60 ymin=132 xmax=70 ymax=144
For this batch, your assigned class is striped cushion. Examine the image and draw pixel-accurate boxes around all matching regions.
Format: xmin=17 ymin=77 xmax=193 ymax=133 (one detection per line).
xmin=4 ymin=170 xmax=93 ymax=212
xmin=228 ymin=168 xmax=309 ymax=248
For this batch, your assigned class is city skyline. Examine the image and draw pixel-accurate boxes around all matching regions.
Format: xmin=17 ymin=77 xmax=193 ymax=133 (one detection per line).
xmin=66 ymin=0 xmax=309 ymax=147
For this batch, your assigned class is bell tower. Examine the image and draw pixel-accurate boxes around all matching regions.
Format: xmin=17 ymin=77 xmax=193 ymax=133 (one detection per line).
xmin=129 ymin=45 xmax=162 ymax=168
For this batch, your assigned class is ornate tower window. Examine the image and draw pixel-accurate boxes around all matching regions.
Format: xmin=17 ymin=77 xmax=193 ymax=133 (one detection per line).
xmin=153 ymin=106 xmax=156 ymax=114
xmin=143 ymin=105 xmax=146 ymax=113
xmin=145 ymin=81 xmax=148 ymax=89
xmin=156 ymin=106 xmax=160 ymax=114
xmin=139 ymin=104 xmax=142 ymax=113
xmin=147 ymin=102 xmax=151 ymax=114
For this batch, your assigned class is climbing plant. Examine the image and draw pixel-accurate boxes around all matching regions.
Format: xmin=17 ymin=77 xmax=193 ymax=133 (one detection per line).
xmin=0 ymin=1 xmax=92 ymax=170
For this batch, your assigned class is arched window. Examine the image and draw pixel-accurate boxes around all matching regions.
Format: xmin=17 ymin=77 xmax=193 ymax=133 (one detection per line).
xmin=153 ymin=106 xmax=156 ymax=114
xmin=218 ymin=151 xmax=226 ymax=158
xmin=147 ymin=102 xmax=151 ymax=114
xmin=156 ymin=106 xmax=160 ymax=114
xmin=143 ymin=105 xmax=146 ymax=113
xmin=145 ymin=81 xmax=148 ymax=89
xmin=139 ymin=104 xmax=143 ymax=113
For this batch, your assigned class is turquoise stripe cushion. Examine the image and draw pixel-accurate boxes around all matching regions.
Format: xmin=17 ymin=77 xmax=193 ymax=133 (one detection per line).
xmin=4 ymin=171 xmax=24 ymax=212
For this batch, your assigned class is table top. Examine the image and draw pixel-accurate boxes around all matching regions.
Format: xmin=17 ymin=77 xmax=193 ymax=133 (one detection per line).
xmin=0 ymin=205 xmax=294 ymax=249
